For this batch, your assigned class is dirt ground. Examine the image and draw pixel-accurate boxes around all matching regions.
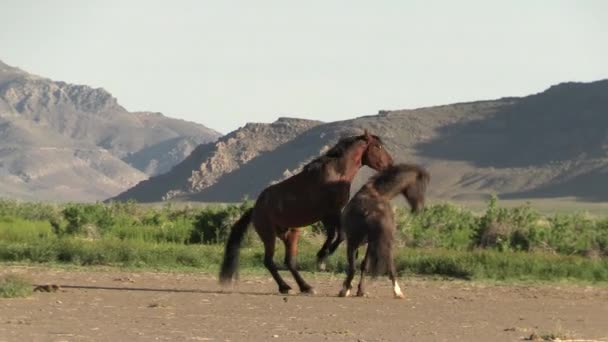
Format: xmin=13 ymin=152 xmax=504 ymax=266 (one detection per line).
xmin=1 ymin=266 xmax=607 ymax=342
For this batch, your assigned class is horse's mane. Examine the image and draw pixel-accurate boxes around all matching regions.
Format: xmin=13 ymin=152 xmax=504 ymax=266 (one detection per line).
xmin=369 ymin=163 xmax=429 ymax=189
xmin=304 ymin=134 xmax=382 ymax=171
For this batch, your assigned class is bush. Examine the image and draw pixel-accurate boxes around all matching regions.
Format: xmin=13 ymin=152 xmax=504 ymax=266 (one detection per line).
xmin=475 ymin=195 xmax=541 ymax=251
xmin=0 ymin=275 xmax=32 ymax=298
xmin=397 ymin=203 xmax=478 ymax=250
xmin=0 ymin=198 xmax=62 ymax=222
xmin=539 ymin=213 xmax=601 ymax=255
xmin=108 ymin=217 xmax=193 ymax=244
xmin=190 ymin=201 xmax=254 ymax=244
xmin=0 ymin=217 xmax=55 ymax=242
xmin=0 ymin=196 xmax=606 ymax=283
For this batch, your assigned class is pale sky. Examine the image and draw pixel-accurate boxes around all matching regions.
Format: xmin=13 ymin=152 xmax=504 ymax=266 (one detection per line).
xmin=1 ymin=1 xmax=606 ymax=133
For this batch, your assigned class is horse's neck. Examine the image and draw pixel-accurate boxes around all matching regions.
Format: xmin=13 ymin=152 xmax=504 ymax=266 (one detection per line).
xmin=333 ymin=149 xmax=364 ymax=182
xmin=372 ymin=176 xmax=403 ymax=199
xmin=358 ymin=183 xmax=395 ymax=206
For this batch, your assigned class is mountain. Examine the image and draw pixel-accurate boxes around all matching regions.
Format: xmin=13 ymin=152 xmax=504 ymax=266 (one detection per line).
xmin=113 ymin=79 xmax=608 ymax=203
xmin=113 ymin=117 xmax=322 ymax=201
xmin=0 ymin=60 xmax=221 ymax=201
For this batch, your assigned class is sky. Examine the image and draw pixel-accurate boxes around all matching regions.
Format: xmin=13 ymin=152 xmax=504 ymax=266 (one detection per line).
xmin=1 ymin=1 xmax=606 ymax=134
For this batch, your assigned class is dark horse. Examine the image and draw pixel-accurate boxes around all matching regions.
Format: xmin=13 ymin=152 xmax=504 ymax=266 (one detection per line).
xmin=220 ymin=130 xmax=393 ymax=294
xmin=338 ymin=163 xmax=430 ymax=299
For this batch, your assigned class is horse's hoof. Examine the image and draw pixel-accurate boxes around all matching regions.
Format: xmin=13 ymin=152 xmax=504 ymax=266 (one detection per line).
xmin=317 ymin=262 xmax=327 ymax=272
xmin=338 ymin=289 xmax=351 ymax=297
xmin=394 ymin=292 xmax=405 ymax=299
xmin=356 ymin=291 xmax=368 ymax=297
xmin=279 ymin=286 xmax=292 ymax=294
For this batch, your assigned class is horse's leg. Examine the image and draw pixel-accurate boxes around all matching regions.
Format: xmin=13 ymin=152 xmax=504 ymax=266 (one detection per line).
xmin=316 ymin=216 xmax=338 ymax=271
xmin=339 ymin=243 xmax=357 ymax=297
xmin=259 ymin=226 xmax=292 ymax=294
xmin=356 ymin=247 xmax=370 ymax=297
xmin=388 ymin=257 xmax=404 ymax=299
xmin=327 ymin=222 xmax=345 ymax=256
xmin=282 ymin=229 xmax=315 ymax=294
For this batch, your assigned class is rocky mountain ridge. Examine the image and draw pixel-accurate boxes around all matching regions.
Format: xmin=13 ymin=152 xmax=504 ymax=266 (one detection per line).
xmin=0 ymin=60 xmax=220 ymax=201
xmin=114 ymin=79 xmax=608 ymax=203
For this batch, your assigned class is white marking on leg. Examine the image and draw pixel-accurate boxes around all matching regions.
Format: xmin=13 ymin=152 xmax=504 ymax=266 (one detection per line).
xmin=318 ymin=261 xmax=326 ymax=271
xmin=339 ymin=286 xmax=351 ymax=297
xmin=393 ymin=281 xmax=404 ymax=299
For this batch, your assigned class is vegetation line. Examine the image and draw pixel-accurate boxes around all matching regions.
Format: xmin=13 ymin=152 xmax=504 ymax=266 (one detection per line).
xmin=0 ymin=197 xmax=606 ymax=282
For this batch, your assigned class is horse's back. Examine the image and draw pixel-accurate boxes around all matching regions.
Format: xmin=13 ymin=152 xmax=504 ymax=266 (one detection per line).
xmin=254 ymin=168 xmax=350 ymax=228
xmin=343 ymin=191 xmax=394 ymax=245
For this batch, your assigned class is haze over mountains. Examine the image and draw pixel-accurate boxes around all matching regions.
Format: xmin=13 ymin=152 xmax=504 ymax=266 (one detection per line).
xmin=0 ymin=60 xmax=220 ymax=201
xmin=115 ymin=79 xmax=608 ymax=203
xmin=2 ymin=59 xmax=606 ymax=203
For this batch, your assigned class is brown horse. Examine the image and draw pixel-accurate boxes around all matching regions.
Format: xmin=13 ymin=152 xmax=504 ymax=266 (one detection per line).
xmin=220 ymin=130 xmax=393 ymax=294
xmin=338 ymin=163 xmax=429 ymax=299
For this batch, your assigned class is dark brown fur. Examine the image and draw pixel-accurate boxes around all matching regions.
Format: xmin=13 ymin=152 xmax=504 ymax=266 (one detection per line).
xmin=219 ymin=130 xmax=393 ymax=294
xmin=33 ymin=284 xmax=61 ymax=293
xmin=339 ymin=164 xmax=430 ymax=298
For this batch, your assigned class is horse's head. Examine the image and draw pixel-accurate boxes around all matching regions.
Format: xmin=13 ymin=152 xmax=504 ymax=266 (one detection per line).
xmin=403 ymin=166 xmax=430 ymax=214
xmin=405 ymin=189 xmax=426 ymax=214
xmin=361 ymin=130 xmax=393 ymax=171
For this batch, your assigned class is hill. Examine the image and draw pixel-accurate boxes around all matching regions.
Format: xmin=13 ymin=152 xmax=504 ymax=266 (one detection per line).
xmin=113 ymin=117 xmax=321 ymax=201
xmin=0 ymin=60 xmax=220 ymax=201
xmin=113 ymin=79 xmax=608 ymax=203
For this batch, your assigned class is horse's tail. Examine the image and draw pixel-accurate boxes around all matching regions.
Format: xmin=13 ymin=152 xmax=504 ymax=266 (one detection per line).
xmin=367 ymin=223 xmax=394 ymax=277
xmin=219 ymin=208 xmax=254 ymax=284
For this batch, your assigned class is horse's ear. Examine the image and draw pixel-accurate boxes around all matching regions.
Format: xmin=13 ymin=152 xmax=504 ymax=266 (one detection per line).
xmin=363 ymin=129 xmax=372 ymax=141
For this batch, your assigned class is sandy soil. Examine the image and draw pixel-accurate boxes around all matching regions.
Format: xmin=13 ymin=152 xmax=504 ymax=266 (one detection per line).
xmin=1 ymin=266 xmax=607 ymax=342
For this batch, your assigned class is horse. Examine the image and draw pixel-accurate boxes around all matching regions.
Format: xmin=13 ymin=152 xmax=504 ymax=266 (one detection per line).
xmin=219 ymin=130 xmax=394 ymax=294
xmin=338 ymin=163 xmax=430 ymax=299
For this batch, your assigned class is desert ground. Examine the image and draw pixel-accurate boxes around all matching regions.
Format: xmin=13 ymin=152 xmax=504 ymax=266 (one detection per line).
xmin=1 ymin=266 xmax=607 ymax=342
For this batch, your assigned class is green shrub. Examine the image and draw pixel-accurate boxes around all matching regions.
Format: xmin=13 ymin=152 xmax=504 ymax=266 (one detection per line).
xmin=108 ymin=218 xmax=193 ymax=244
xmin=0 ymin=198 xmax=62 ymax=222
xmin=62 ymin=203 xmax=106 ymax=236
xmin=0 ymin=217 xmax=55 ymax=242
xmin=0 ymin=196 xmax=606 ymax=280
xmin=543 ymin=213 xmax=600 ymax=255
xmin=397 ymin=203 xmax=478 ymax=251
xmin=0 ymin=238 xmax=606 ymax=282
xmin=475 ymin=195 xmax=541 ymax=251
xmin=191 ymin=201 xmax=254 ymax=244
xmin=0 ymin=275 xmax=32 ymax=298
xmin=595 ymin=219 xmax=608 ymax=256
